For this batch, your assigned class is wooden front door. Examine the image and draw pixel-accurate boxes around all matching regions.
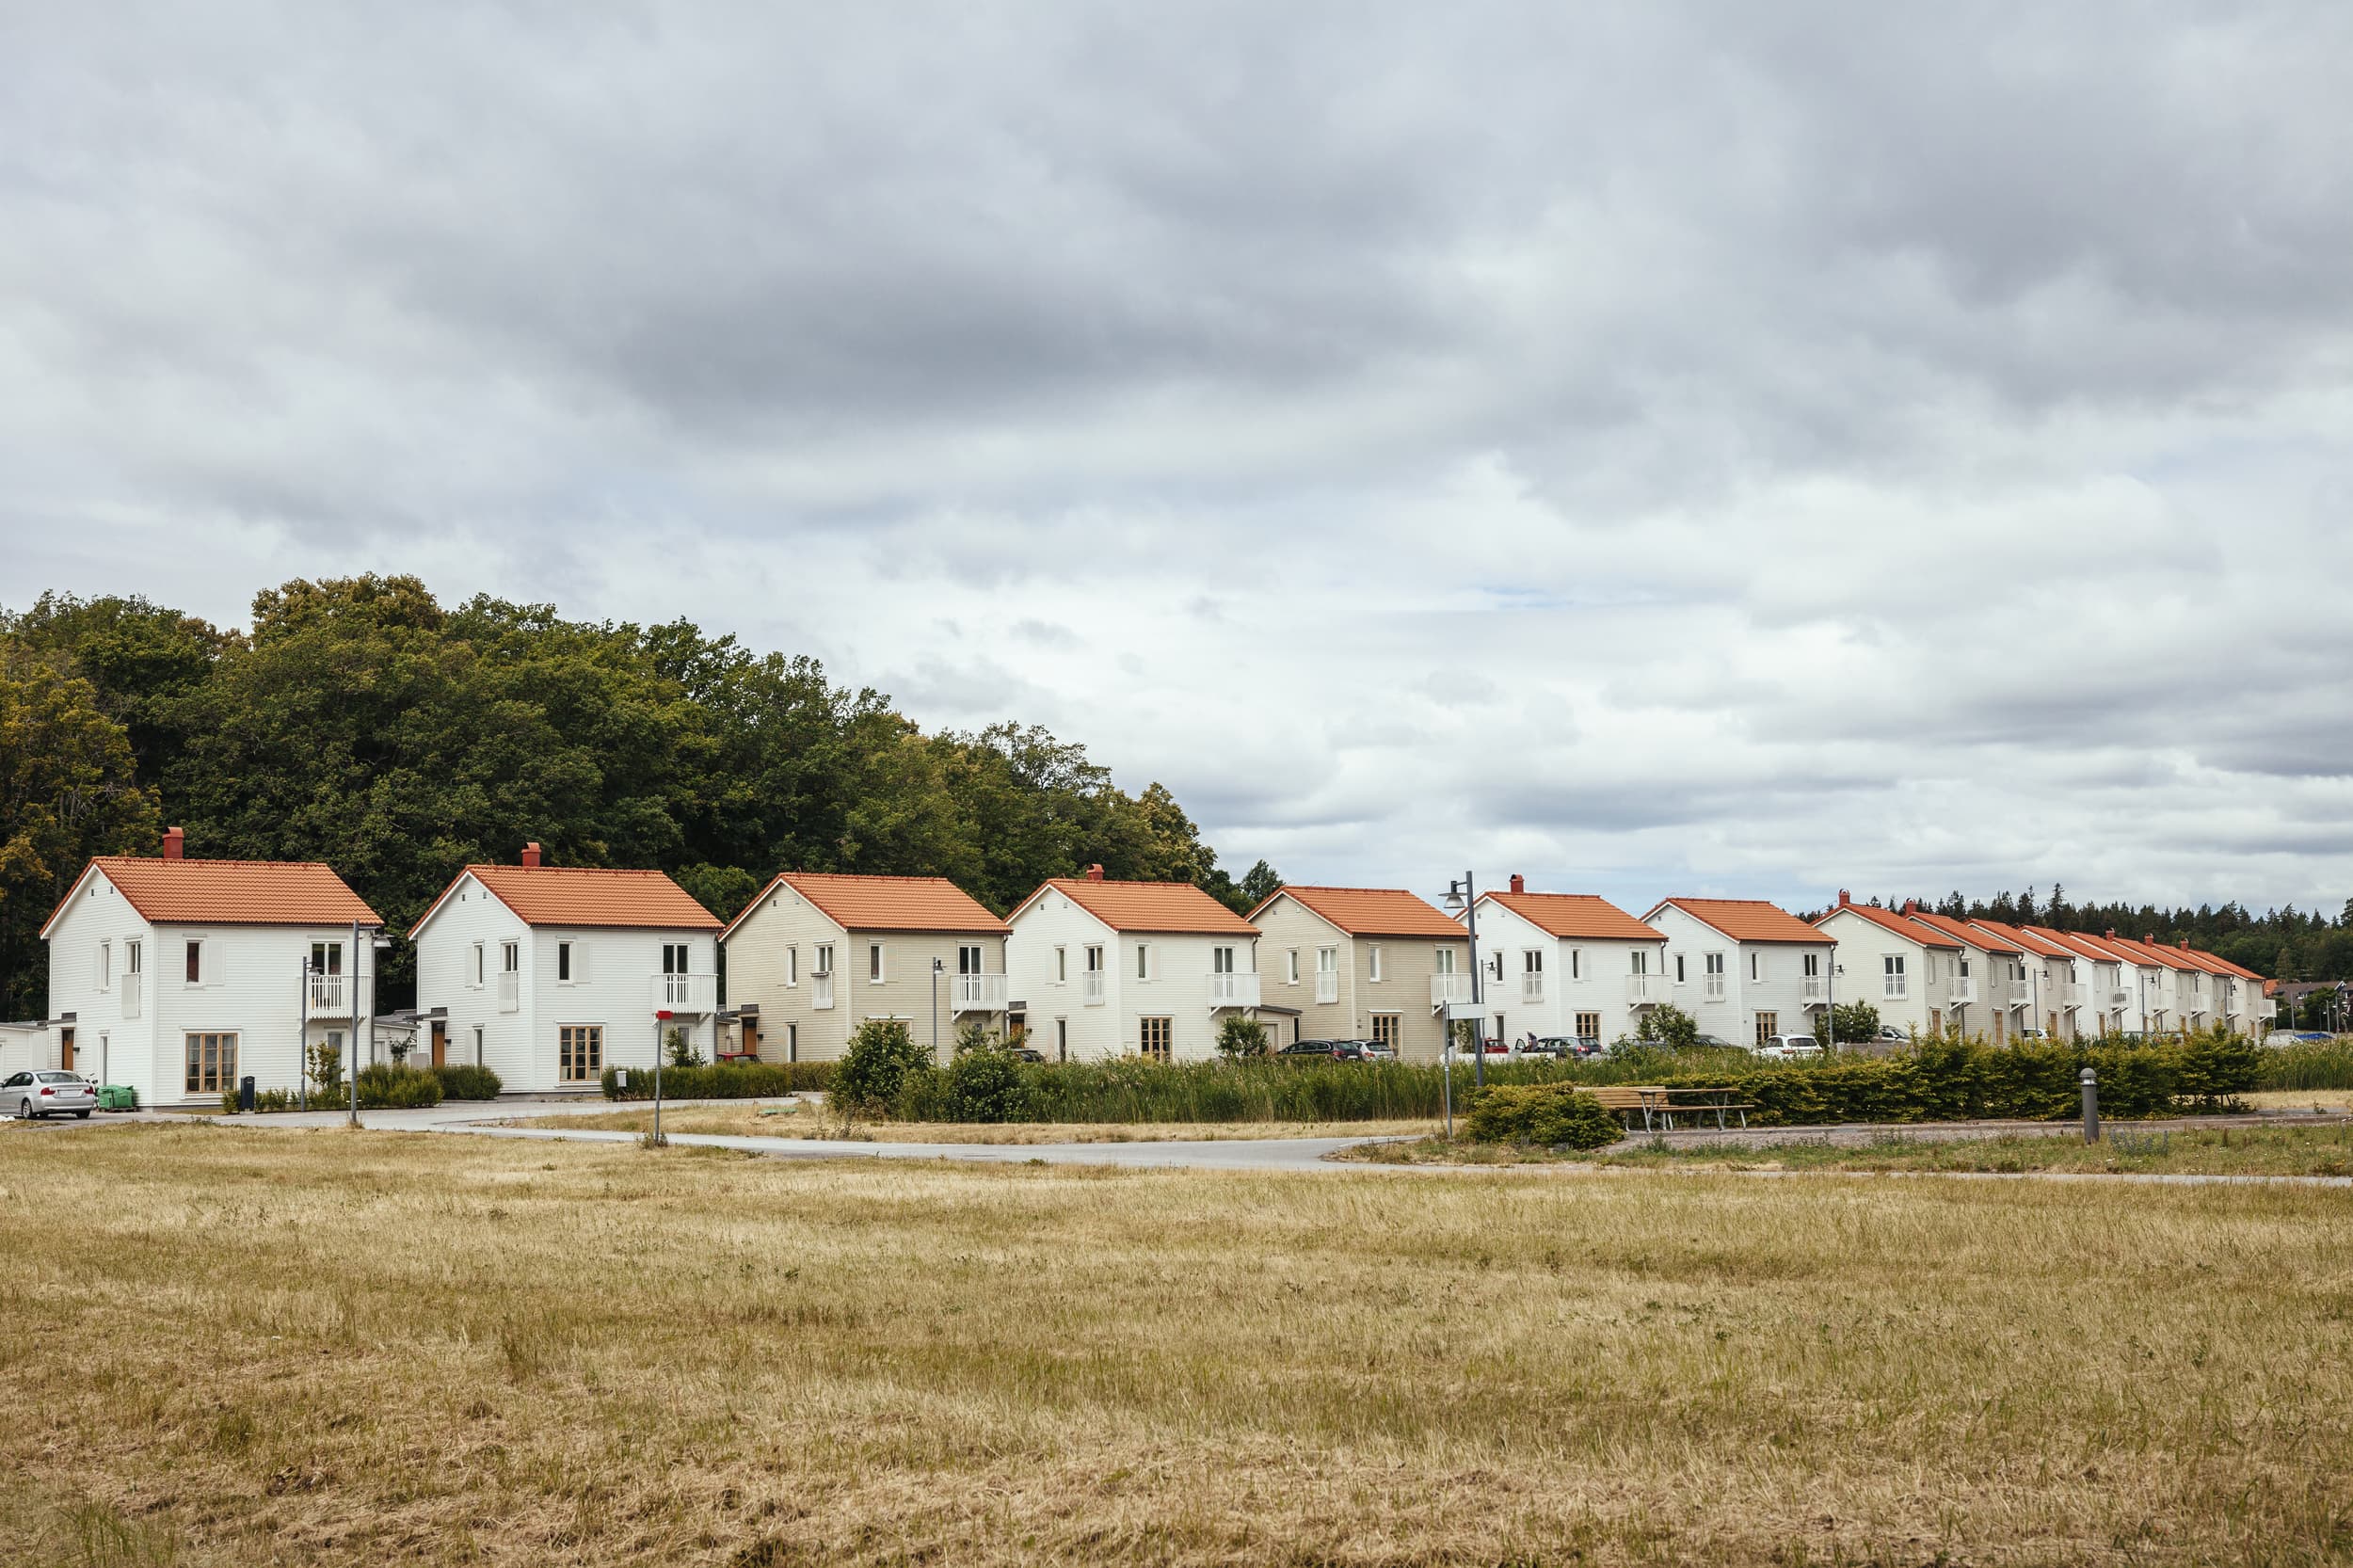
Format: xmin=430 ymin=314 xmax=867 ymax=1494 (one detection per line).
xmin=59 ymin=1027 xmax=74 ymax=1073
xmin=430 ymin=1019 xmax=447 ymax=1068
xmin=741 ymin=1014 xmax=760 ymax=1059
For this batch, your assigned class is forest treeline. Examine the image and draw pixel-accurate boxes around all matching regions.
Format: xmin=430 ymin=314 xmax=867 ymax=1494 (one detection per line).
xmin=1817 ymin=888 xmax=2353 ymax=990
xmin=0 ymin=576 xmax=1276 ymax=1014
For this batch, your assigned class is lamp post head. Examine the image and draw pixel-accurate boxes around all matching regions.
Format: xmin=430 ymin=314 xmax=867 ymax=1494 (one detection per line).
xmin=1443 ymin=888 xmax=1465 ymax=911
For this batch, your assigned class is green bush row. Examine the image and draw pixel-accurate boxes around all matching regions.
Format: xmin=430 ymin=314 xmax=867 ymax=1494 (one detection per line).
xmin=2255 ymin=1035 xmax=2353 ymax=1091
xmin=432 ymin=1064 xmax=503 ymax=1099
xmin=1465 ymin=1086 xmax=1624 ymax=1149
xmin=1467 ymin=1030 xmax=2260 ymax=1134
xmin=600 ymin=1060 xmax=837 ymax=1100
xmin=357 ymin=1063 xmax=444 ymax=1109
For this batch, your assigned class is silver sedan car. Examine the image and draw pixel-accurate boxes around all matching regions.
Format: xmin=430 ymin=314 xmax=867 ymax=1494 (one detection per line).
xmin=6 ymin=1070 xmax=96 ymax=1120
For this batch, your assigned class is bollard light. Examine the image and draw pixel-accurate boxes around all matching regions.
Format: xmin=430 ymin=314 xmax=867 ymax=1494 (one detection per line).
xmin=2080 ymin=1066 xmax=2100 ymax=1144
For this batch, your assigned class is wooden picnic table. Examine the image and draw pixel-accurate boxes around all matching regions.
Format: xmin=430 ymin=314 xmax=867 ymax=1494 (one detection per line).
xmin=1640 ymin=1086 xmax=1751 ymax=1130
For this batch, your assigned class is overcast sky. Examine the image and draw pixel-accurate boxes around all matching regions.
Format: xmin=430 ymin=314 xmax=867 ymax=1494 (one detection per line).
xmin=5 ymin=3 xmax=2350 ymax=917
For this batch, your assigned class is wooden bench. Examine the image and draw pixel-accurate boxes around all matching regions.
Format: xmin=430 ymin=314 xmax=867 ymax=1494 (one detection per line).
xmin=1581 ymin=1085 xmax=1665 ymax=1130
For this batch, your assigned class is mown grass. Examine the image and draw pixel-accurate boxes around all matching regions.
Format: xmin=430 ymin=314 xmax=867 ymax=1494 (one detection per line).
xmin=5 ymin=1124 xmax=2353 ymax=1565
xmin=1350 ymin=1120 xmax=2353 ymax=1177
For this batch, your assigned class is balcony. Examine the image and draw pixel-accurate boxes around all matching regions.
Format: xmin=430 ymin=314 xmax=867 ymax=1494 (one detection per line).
xmin=952 ymin=972 xmax=1008 ymax=1013
xmin=1315 ymin=973 xmax=1339 ymax=1005
xmin=1626 ymin=973 xmax=1661 ymax=1006
xmin=307 ymin=973 xmax=352 ymax=1018
xmin=812 ymin=973 xmax=836 ymax=1010
xmin=1801 ymin=977 xmax=1825 ymax=1003
xmin=1082 ymin=972 xmax=1105 ymax=1007
xmin=120 ymin=973 xmax=141 ymax=1019
xmin=1704 ymin=978 xmax=1726 ymax=1001
xmin=1882 ymin=979 xmax=1910 ymax=1001
xmin=1432 ymin=973 xmax=1473 ymax=1010
xmin=1949 ymin=981 xmax=1977 ymax=1005
xmin=1521 ymin=975 xmax=1545 ymax=1004
xmin=1209 ymin=972 xmax=1261 ymax=1008
xmin=2050 ymin=983 xmax=2080 ymax=1009
xmin=2107 ymin=988 xmax=2133 ymax=1008
xmin=651 ymin=972 xmax=718 ymax=1014
xmin=497 ymin=971 xmax=520 ymax=1014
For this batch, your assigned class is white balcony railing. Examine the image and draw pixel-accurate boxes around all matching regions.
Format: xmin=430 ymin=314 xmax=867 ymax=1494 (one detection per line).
xmin=1209 ymin=972 xmax=1261 ymax=1008
xmin=651 ymin=972 xmax=718 ymax=1013
xmin=1949 ymin=981 xmax=1977 ymax=1005
xmin=1521 ymin=975 xmax=1545 ymax=1004
xmin=1625 ymin=973 xmax=1659 ymax=1006
xmin=120 ymin=973 xmax=141 ymax=1019
xmin=308 ymin=973 xmax=350 ymax=1017
xmin=952 ymin=972 xmax=1008 ymax=1013
xmin=1315 ymin=973 xmax=1339 ymax=1005
xmin=2051 ymin=984 xmax=2080 ymax=1009
xmin=1082 ymin=972 xmax=1105 ymax=1006
xmin=1801 ymin=977 xmax=1825 ymax=1003
xmin=2108 ymin=988 xmax=2133 ymax=1008
xmin=1432 ymin=973 xmax=1473 ymax=1009
xmin=812 ymin=973 xmax=836 ymax=1010
xmin=1883 ymin=978 xmax=1910 ymax=1001
xmin=1704 ymin=978 xmax=1726 ymax=1001
xmin=497 ymin=971 xmax=520 ymax=1014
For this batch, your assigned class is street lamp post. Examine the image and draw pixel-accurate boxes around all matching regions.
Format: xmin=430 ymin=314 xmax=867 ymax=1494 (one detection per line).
xmin=932 ymin=957 xmax=945 ymax=1063
xmin=1443 ymin=873 xmax=1485 ymax=1090
xmin=653 ymin=1009 xmax=673 ymax=1144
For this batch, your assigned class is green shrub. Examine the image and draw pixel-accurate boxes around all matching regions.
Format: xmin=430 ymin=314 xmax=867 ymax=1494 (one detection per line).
xmin=434 ymin=1064 xmax=504 ymax=1100
xmin=833 ymin=1019 xmax=932 ymax=1112
xmin=1465 ymin=1085 xmax=1625 ymax=1149
xmin=941 ymin=1044 xmax=1030 ymax=1123
xmin=355 ymin=1063 xmax=444 ymax=1109
xmin=1636 ymin=1004 xmax=1699 ymax=1050
xmin=1215 ymin=1016 xmax=1271 ymax=1059
xmin=599 ymin=1060 xmax=835 ymax=1100
xmin=1829 ymin=1001 xmax=1881 ymax=1044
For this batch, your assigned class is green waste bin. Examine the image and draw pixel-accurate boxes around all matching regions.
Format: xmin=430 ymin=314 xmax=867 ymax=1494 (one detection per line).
xmin=98 ymin=1084 xmax=137 ymax=1112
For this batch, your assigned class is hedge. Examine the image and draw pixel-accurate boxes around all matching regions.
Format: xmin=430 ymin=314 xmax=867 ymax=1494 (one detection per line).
xmin=433 ymin=1064 xmax=503 ymax=1100
xmin=600 ymin=1060 xmax=836 ymax=1100
xmin=1465 ymin=1086 xmax=1625 ymax=1149
xmin=355 ymin=1063 xmax=443 ymax=1109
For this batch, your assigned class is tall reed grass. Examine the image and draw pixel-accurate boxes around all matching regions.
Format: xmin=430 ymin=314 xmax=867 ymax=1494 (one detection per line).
xmin=2255 ymin=1034 xmax=2353 ymax=1090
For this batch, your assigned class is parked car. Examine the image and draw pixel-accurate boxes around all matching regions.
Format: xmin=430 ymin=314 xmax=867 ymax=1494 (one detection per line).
xmin=1277 ymin=1039 xmax=1340 ymax=1058
xmin=1871 ymin=1026 xmax=1912 ymax=1046
xmin=1757 ymin=1034 xmax=1822 ymax=1061
xmin=2016 ymin=1028 xmax=2052 ymax=1041
xmin=2265 ymin=1030 xmax=2335 ymax=1046
xmin=1353 ymin=1039 xmax=1397 ymax=1063
xmin=1690 ymin=1033 xmax=1737 ymax=1049
xmin=7 ymin=1070 xmax=95 ymax=1120
xmin=1516 ymin=1037 xmax=1572 ymax=1060
xmin=1008 ymin=1046 xmax=1047 ymax=1064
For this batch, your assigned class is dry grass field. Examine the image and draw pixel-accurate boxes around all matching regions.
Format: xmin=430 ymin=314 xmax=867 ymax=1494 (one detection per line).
xmin=519 ymin=1104 xmax=1440 ymax=1143
xmin=5 ymin=1122 xmax=2353 ymax=1566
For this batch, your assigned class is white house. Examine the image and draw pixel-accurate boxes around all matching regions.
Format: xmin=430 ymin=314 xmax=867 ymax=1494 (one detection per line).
xmin=409 ymin=844 xmax=722 ymax=1092
xmin=1967 ymin=919 xmax=2084 ymax=1038
xmin=1808 ymin=892 xmax=1961 ymax=1039
xmin=1465 ymin=877 xmax=1668 ymax=1048
xmin=1003 ymin=866 xmax=1261 ymax=1063
xmin=37 ymin=826 xmax=383 ymax=1108
xmin=1642 ymin=897 xmax=1837 ymax=1048
xmin=1899 ymin=909 xmax=2026 ymax=1044
xmin=719 ymin=872 xmax=1011 ymax=1064
xmin=1244 ymin=885 xmax=1471 ymax=1059
xmin=2038 ymin=929 xmax=2139 ymax=1036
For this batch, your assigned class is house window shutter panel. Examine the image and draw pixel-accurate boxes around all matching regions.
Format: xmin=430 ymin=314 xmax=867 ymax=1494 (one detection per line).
xmin=574 ymin=941 xmax=592 ymax=983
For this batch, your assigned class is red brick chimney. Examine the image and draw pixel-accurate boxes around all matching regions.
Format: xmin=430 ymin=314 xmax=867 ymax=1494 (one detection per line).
xmin=2105 ymin=928 xmax=2117 ymax=940
xmin=1084 ymin=863 xmax=1104 ymax=882
xmin=521 ymin=842 xmax=542 ymax=868
xmin=1509 ymin=873 xmax=1526 ymax=894
xmin=161 ymin=826 xmax=184 ymax=861
xmin=1838 ymin=889 xmax=1851 ymax=906
xmin=1903 ymin=899 xmax=1918 ymax=915
xmin=2145 ymin=933 xmax=2156 ymax=947
xmin=2178 ymin=938 xmax=2189 ymax=950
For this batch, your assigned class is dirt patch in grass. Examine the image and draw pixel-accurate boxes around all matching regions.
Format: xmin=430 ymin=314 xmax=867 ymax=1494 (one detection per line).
xmin=517 ymin=1102 xmax=1437 ymax=1143
xmin=5 ymin=1122 xmax=2352 ymax=1565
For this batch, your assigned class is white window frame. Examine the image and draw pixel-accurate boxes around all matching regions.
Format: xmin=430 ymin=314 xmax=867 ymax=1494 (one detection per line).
xmin=814 ymin=943 xmax=834 ymax=977
xmin=1055 ymin=945 xmax=1067 ymax=984
xmin=786 ymin=945 xmax=798 ymax=986
xmin=869 ymin=942 xmax=886 ymax=984
xmin=184 ymin=937 xmax=206 ymax=988
xmin=1569 ymin=948 xmax=1581 ymax=982
xmin=98 ymin=941 xmax=111 ymax=990
xmin=1135 ymin=943 xmax=1154 ymax=982
xmin=1750 ymin=951 xmax=1760 ymax=983
xmin=558 ymin=940 xmax=574 ymax=984
xmin=1368 ymin=945 xmax=1384 ymax=983
xmin=1286 ymin=948 xmax=1300 ymax=985
xmin=472 ymin=942 xmax=485 ymax=987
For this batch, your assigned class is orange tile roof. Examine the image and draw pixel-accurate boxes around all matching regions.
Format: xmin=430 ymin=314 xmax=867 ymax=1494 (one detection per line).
xmin=722 ymin=872 xmax=1010 ymax=940
xmin=44 ymin=856 xmax=381 ymax=936
xmin=2199 ymin=950 xmax=2265 ymax=983
xmin=1481 ymin=890 xmax=1664 ymax=942
xmin=1014 ymin=877 xmax=1259 ymax=936
xmin=2028 ymin=927 xmax=2132 ymax=966
xmin=1251 ymin=886 xmax=1469 ymax=939
xmin=1817 ymin=902 xmax=1961 ymax=949
xmin=2097 ymin=934 xmax=2201 ymax=973
xmin=1645 ymin=897 xmax=1826 ymax=946
xmin=1966 ymin=919 xmax=2073 ymax=960
xmin=412 ymin=864 xmax=720 ymax=936
xmin=1906 ymin=910 xmax=2022 ymax=957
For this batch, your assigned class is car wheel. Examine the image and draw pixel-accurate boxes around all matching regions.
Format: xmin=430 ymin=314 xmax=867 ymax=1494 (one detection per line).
xmin=75 ymin=1110 xmax=91 ymax=1119
xmin=19 ymin=1099 xmax=34 ymax=1121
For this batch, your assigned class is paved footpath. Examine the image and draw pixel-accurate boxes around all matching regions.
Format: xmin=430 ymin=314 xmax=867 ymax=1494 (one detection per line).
xmin=19 ymin=1097 xmax=2353 ymax=1185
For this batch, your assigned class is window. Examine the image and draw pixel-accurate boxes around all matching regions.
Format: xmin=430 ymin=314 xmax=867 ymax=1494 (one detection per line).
xmin=558 ymin=1025 xmax=602 ymax=1082
xmin=1368 ymin=945 xmax=1384 ymax=983
xmin=1803 ymin=953 xmax=1819 ymax=978
xmin=1754 ymin=1012 xmax=1777 ymax=1047
xmin=869 ymin=943 xmax=885 ymax=983
xmin=1139 ymin=1016 xmax=1173 ymax=1062
xmin=786 ymin=946 xmax=798 ymax=986
xmin=786 ymin=1023 xmax=798 ymax=1063
xmin=1704 ymin=952 xmax=1725 ymax=1000
xmin=1056 ymin=945 xmax=1068 ymax=983
xmin=1575 ymin=1011 xmax=1601 ymax=1041
xmin=1521 ymin=950 xmax=1544 ymax=1001
xmin=1370 ymin=1014 xmax=1401 ymax=1050
xmin=97 ymin=942 xmax=110 ymax=989
xmin=1630 ymin=950 xmax=1648 ymax=976
xmin=472 ymin=943 xmax=485 ymax=985
xmin=662 ymin=942 xmax=688 ymax=976
xmin=558 ymin=941 xmax=573 ymax=982
xmin=311 ymin=940 xmax=343 ymax=979
xmin=1055 ymin=1019 xmax=1067 ymax=1061
xmin=1135 ymin=944 xmax=1153 ymax=982
xmin=503 ymin=941 xmax=520 ymax=974
xmin=1286 ymin=949 xmax=1300 ymax=984
xmin=472 ymin=1024 xmax=485 ymax=1066
xmin=815 ymin=944 xmax=834 ymax=976
xmin=1883 ymin=954 xmax=1907 ymax=999
xmin=125 ymin=941 xmax=140 ymax=979
xmin=1750 ymin=952 xmax=1760 ymax=983
xmin=1487 ymin=952 xmax=1504 ymax=982
xmin=1434 ymin=947 xmax=1457 ymax=975
xmin=184 ymin=939 xmax=203 ymax=985
xmin=184 ymin=1032 xmax=236 ymax=1095
xmin=1675 ymin=954 xmax=1687 ymax=984
xmin=958 ymin=945 xmax=982 ymax=976
xmin=1211 ymin=946 xmax=1236 ymax=974
xmin=1083 ymin=945 xmax=1102 ymax=973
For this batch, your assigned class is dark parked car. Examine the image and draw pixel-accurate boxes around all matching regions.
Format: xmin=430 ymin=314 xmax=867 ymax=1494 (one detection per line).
xmin=1518 ymin=1037 xmax=1573 ymax=1060
xmin=1278 ymin=1039 xmax=1359 ymax=1060
xmin=1008 ymin=1047 xmax=1047 ymax=1064
xmin=1691 ymin=1033 xmax=1737 ymax=1049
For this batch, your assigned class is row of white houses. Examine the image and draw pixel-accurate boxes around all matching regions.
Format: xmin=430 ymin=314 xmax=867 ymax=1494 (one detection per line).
xmin=19 ymin=836 xmax=2276 ymax=1105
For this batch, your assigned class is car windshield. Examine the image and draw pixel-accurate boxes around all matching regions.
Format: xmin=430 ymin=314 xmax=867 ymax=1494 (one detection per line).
xmin=36 ymin=1072 xmax=82 ymax=1083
